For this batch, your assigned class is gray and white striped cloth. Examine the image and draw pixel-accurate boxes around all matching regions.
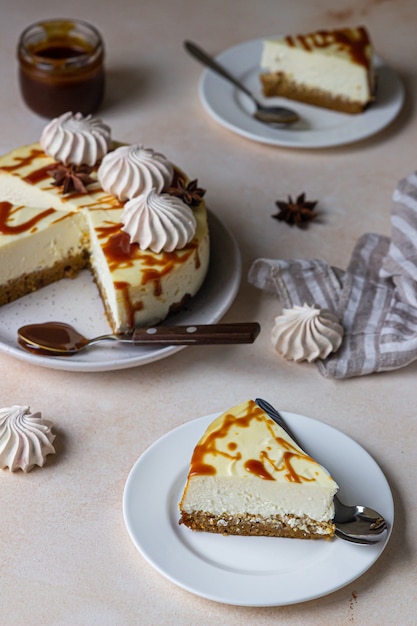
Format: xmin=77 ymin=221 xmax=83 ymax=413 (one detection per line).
xmin=248 ymin=172 xmax=417 ymax=379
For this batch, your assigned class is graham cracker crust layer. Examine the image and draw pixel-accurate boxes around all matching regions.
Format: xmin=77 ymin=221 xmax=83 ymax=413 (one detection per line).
xmin=0 ymin=251 xmax=89 ymax=306
xmin=179 ymin=510 xmax=335 ymax=540
xmin=260 ymin=73 xmax=372 ymax=114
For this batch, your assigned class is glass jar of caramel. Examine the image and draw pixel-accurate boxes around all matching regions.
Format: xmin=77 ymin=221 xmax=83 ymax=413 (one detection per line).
xmin=17 ymin=18 xmax=105 ymax=118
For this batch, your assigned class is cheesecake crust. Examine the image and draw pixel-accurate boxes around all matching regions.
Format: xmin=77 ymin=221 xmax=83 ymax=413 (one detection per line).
xmin=260 ymin=72 xmax=373 ymax=114
xmin=0 ymin=251 xmax=89 ymax=306
xmin=179 ymin=510 xmax=335 ymax=540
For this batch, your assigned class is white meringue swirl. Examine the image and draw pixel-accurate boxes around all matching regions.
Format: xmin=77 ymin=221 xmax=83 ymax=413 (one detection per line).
xmin=0 ymin=405 xmax=56 ymax=472
xmin=40 ymin=111 xmax=112 ymax=166
xmin=121 ymin=188 xmax=196 ymax=253
xmin=97 ymin=144 xmax=174 ymax=201
xmin=271 ymin=304 xmax=344 ymax=363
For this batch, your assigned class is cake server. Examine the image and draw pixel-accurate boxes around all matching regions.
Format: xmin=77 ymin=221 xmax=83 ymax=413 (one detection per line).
xmin=184 ymin=40 xmax=300 ymax=125
xmin=17 ymin=321 xmax=260 ymax=356
xmin=255 ymin=398 xmax=389 ymax=545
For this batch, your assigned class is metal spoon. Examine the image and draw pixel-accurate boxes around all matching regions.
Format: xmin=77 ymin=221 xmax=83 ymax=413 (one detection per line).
xmin=17 ymin=321 xmax=260 ymax=356
xmin=255 ymin=398 xmax=389 ymax=545
xmin=184 ymin=40 xmax=299 ymax=125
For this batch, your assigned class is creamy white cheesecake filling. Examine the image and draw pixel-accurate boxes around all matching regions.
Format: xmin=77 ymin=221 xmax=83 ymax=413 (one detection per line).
xmin=261 ymin=41 xmax=372 ymax=103
xmin=181 ymin=475 xmax=336 ymax=521
xmin=0 ymin=205 xmax=87 ymax=283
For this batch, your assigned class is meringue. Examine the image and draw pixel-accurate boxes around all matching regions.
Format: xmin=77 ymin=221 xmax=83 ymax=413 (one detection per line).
xmin=40 ymin=111 xmax=112 ymax=166
xmin=97 ymin=144 xmax=174 ymax=201
xmin=0 ymin=405 xmax=56 ymax=472
xmin=122 ymin=187 xmax=196 ymax=253
xmin=271 ymin=304 xmax=344 ymax=362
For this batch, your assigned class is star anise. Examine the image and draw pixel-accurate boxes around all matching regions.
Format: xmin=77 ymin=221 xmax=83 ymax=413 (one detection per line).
xmin=272 ymin=192 xmax=318 ymax=228
xmin=48 ymin=163 xmax=96 ymax=195
xmin=167 ymin=178 xmax=206 ymax=207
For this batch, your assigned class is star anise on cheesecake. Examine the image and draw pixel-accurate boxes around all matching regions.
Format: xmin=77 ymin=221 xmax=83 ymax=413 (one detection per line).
xmin=48 ymin=163 xmax=96 ymax=195
xmin=272 ymin=193 xmax=318 ymax=227
xmin=167 ymin=178 xmax=206 ymax=207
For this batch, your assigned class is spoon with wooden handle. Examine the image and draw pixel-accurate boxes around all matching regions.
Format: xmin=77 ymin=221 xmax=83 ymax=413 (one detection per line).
xmin=18 ymin=321 xmax=260 ymax=356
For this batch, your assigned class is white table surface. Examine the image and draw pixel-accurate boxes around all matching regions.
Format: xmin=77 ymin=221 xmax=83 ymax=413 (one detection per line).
xmin=0 ymin=0 xmax=415 ymax=624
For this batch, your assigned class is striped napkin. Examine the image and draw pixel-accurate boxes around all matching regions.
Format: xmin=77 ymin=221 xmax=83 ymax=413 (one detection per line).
xmin=248 ymin=172 xmax=417 ymax=379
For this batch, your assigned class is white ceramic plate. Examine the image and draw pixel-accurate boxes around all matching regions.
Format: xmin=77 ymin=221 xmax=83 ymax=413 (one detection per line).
xmin=0 ymin=211 xmax=241 ymax=372
xmin=123 ymin=410 xmax=393 ymax=606
xmin=199 ymin=37 xmax=404 ymax=148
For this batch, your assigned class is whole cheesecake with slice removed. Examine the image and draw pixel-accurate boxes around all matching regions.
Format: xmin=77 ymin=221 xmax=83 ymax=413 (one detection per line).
xmin=179 ymin=399 xmax=338 ymax=539
xmin=260 ymin=26 xmax=375 ymax=114
xmin=0 ymin=112 xmax=209 ymax=333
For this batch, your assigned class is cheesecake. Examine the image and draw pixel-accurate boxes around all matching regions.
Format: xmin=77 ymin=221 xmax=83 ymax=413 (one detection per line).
xmin=179 ymin=399 xmax=338 ymax=539
xmin=0 ymin=113 xmax=209 ymax=333
xmin=260 ymin=26 xmax=375 ymax=114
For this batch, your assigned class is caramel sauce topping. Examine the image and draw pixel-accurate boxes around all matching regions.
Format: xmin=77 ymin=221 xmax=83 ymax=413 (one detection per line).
xmin=244 ymin=459 xmax=274 ymax=481
xmin=0 ymin=201 xmax=56 ymax=234
xmin=96 ymin=222 xmax=197 ymax=283
xmin=0 ymin=148 xmax=45 ymax=174
xmin=189 ymin=400 xmax=318 ymax=483
xmin=285 ymin=26 xmax=371 ymax=68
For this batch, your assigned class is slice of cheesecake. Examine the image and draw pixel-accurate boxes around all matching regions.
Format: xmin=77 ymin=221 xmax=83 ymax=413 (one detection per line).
xmin=260 ymin=26 xmax=375 ymax=114
xmin=179 ymin=399 xmax=338 ymax=539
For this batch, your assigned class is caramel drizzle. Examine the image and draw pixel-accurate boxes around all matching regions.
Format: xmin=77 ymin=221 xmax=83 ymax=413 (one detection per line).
xmin=189 ymin=400 xmax=318 ymax=483
xmin=0 ymin=148 xmax=45 ymax=174
xmin=1 ymin=149 xmax=85 ymax=204
xmin=0 ymin=201 xmax=56 ymax=234
xmin=95 ymin=222 xmax=197 ymax=282
xmin=286 ymin=26 xmax=370 ymax=67
xmin=113 ymin=281 xmax=144 ymax=329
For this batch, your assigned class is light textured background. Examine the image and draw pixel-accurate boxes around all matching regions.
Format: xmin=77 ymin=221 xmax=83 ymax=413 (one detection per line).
xmin=0 ymin=0 xmax=415 ymax=624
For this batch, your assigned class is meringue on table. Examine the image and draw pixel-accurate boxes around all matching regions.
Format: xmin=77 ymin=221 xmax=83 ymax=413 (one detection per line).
xmin=0 ymin=405 xmax=56 ymax=472
xmin=271 ymin=303 xmax=344 ymax=363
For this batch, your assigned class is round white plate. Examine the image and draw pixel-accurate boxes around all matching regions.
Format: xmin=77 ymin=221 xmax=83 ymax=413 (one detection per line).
xmin=123 ymin=410 xmax=393 ymax=606
xmin=199 ymin=37 xmax=404 ymax=148
xmin=0 ymin=211 xmax=241 ymax=372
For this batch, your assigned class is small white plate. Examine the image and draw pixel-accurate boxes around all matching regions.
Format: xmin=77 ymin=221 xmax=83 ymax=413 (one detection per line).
xmin=123 ymin=410 xmax=393 ymax=606
xmin=199 ymin=37 xmax=404 ymax=148
xmin=0 ymin=211 xmax=241 ymax=372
